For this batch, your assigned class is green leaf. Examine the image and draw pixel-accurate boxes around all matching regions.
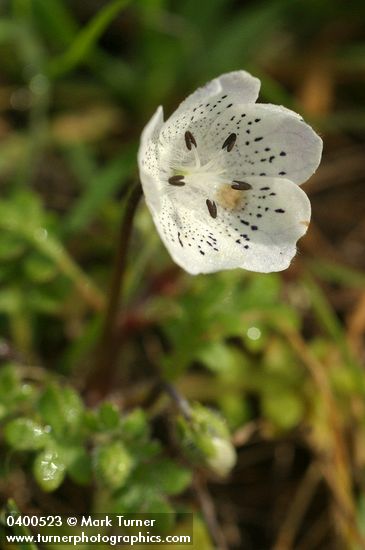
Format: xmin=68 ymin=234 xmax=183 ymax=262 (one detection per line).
xmin=197 ymin=342 xmax=244 ymax=380
xmin=94 ymin=441 xmax=134 ymax=489
xmin=0 ymin=233 xmax=25 ymax=261
xmin=65 ymin=446 xmax=93 ymax=485
xmin=98 ymin=402 xmax=120 ymax=431
xmin=33 ymin=447 xmax=66 ymax=492
xmin=199 ymin=0 xmax=289 ymax=75
xmin=122 ymin=409 xmax=149 ymax=439
xmin=24 ymin=253 xmax=58 ymax=283
xmin=0 ymin=363 xmax=20 ymax=402
xmin=48 ymin=0 xmax=131 ymax=77
xmin=137 ymin=459 xmax=192 ymax=496
xmin=262 ymin=391 xmax=304 ymax=430
xmin=137 ymin=493 xmax=174 ymax=525
xmin=64 ymin=146 xmax=136 ymax=233
xmin=27 ymin=288 xmax=62 ymax=314
xmin=219 ymin=394 xmax=251 ymax=429
xmin=33 ymin=0 xmax=78 ymax=48
xmin=114 ymin=485 xmax=174 ymax=525
xmin=4 ymin=418 xmax=49 ymax=451
xmin=0 ymin=364 xmax=36 ymax=418
xmin=38 ymin=384 xmax=84 ymax=438
xmin=0 ymin=288 xmax=22 ymax=314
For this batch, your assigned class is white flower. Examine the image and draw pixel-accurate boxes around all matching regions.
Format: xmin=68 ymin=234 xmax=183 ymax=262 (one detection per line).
xmin=138 ymin=71 xmax=322 ymax=275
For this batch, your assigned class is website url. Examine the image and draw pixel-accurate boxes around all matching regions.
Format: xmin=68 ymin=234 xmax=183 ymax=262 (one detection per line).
xmin=6 ymin=532 xmax=192 ymax=546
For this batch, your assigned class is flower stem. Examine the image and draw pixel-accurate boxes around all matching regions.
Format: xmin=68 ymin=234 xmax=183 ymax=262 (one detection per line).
xmin=86 ymin=181 xmax=142 ymax=402
xmin=163 ymin=382 xmax=192 ymax=419
xmin=193 ymin=473 xmax=229 ymax=550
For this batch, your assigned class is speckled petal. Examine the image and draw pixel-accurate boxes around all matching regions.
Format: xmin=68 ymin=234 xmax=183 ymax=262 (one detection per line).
xmin=159 ymin=72 xmax=261 ymax=163
xmin=202 ymin=103 xmax=323 ymax=184
xmin=159 ymin=103 xmax=322 ymax=187
xmin=172 ymin=71 xmax=260 ymax=119
xmin=150 ymin=176 xmax=311 ymax=274
xmin=138 ymin=106 xmax=164 ymax=212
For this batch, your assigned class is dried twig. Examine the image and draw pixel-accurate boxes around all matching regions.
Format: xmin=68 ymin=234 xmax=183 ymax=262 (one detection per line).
xmin=273 ymin=463 xmax=321 ymax=550
xmin=284 ymin=328 xmax=365 ymax=548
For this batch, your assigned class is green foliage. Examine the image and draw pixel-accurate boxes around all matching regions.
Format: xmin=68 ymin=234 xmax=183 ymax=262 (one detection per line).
xmin=4 ymin=418 xmax=49 ymax=450
xmin=94 ymin=441 xmax=134 ymax=489
xmin=0 ymin=0 xmax=365 ymax=547
xmin=33 ymin=447 xmax=66 ymax=492
xmin=38 ymin=384 xmax=84 ymax=439
xmin=2 ymin=371 xmax=193 ymax=526
xmin=48 ymin=0 xmax=132 ymax=78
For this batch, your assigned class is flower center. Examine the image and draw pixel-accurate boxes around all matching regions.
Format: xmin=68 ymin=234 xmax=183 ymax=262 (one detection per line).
xmin=167 ymin=131 xmax=252 ymax=218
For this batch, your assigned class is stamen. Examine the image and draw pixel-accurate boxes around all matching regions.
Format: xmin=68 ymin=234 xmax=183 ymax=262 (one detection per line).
xmin=206 ymin=199 xmax=217 ymax=218
xmin=231 ymin=181 xmax=252 ymax=190
xmin=185 ymin=131 xmax=197 ymax=150
xmin=168 ymin=175 xmax=185 ymax=186
xmin=222 ymin=133 xmax=237 ymax=152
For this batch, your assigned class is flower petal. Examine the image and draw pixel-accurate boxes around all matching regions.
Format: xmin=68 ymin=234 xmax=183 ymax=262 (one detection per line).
xmin=140 ymin=105 xmax=164 ymax=147
xmin=138 ymin=106 xmax=164 ymax=212
xmin=173 ymin=71 xmax=261 ymax=118
xmin=159 ymin=72 xmax=261 ymax=156
xmin=201 ymin=103 xmax=322 ymax=185
xmin=150 ymin=176 xmax=310 ymax=274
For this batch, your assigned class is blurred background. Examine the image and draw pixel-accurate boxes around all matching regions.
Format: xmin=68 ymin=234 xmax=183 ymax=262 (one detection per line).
xmin=0 ymin=0 xmax=365 ymax=548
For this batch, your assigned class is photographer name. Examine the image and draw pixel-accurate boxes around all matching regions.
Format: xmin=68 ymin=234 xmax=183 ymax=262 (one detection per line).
xmin=81 ymin=515 xmax=156 ymax=528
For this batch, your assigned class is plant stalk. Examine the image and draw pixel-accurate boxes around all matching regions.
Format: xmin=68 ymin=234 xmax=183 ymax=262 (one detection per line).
xmin=86 ymin=182 xmax=142 ymax=402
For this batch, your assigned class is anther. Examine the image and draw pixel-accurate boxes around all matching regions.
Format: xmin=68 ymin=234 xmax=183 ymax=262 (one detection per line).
xmin=222 ymin=133 xmax=237 ymax=152
xmin=206 ymin=199 xmax=217 ymax=218
xmin=231 ymin=181 xmax=252 ymax=191
xmin=184 ymin=131 xmax=197 ymax=150
xmin=168 ymin=175 xmax=185 ymax=186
